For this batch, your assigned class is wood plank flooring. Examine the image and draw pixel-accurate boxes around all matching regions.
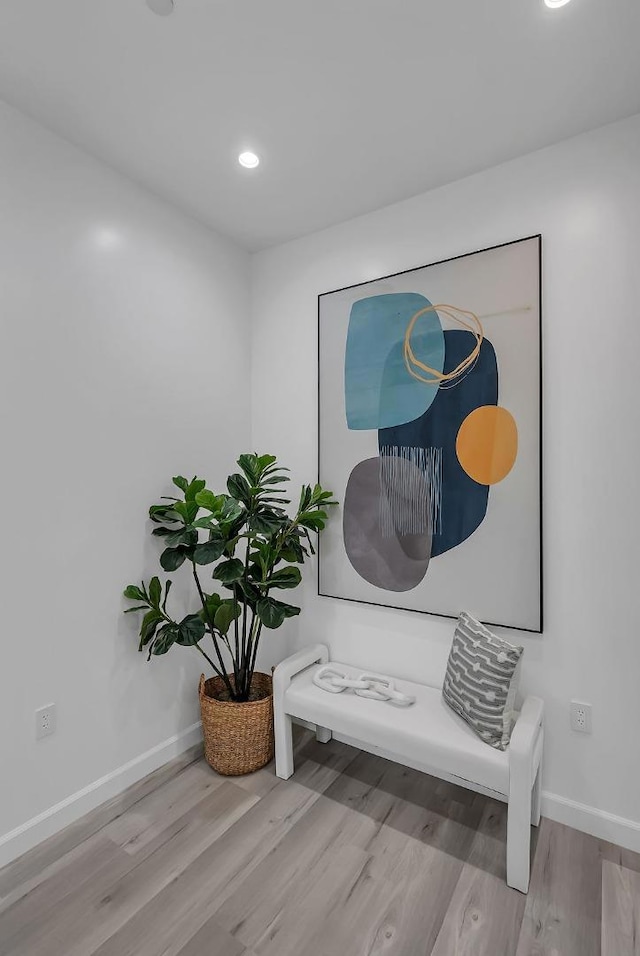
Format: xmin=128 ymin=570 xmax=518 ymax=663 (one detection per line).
xmin=602 ymin=860 xmax=640 ymax=956
xmin=1 ymin=729 xmax=638 ymax=956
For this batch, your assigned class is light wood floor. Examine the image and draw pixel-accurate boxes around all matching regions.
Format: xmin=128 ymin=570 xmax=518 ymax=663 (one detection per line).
xmin=1 ymin=730 xmax=639 ymax=956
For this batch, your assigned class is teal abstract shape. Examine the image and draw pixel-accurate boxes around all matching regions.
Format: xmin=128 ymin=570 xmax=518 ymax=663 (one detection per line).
xmin=344 ymin=293 xmax=444 ymax=430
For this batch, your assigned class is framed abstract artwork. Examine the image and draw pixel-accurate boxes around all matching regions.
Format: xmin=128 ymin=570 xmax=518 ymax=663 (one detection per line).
xmin=318 ymin=235 xmax=542 ymax=633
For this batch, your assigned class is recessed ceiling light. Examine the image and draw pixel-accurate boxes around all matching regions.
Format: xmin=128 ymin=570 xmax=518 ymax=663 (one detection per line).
xmin=147 ymin=0 xmax=174 ymax=15
xmin=238 ymin=151 xmax=260 ymax=169
xmin=544 ymin=0 xmax=572 ymax=7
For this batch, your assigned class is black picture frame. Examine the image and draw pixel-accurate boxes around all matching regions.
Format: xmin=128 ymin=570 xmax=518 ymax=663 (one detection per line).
xmin=317 ymin=234 xmax=543 ymax=635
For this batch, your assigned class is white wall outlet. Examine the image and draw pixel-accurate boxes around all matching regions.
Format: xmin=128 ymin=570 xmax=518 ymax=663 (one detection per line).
xmin=570 ymin=700 xmax=592 ymax=734
xmin=35 ymin=704 xmax=57 ymax=740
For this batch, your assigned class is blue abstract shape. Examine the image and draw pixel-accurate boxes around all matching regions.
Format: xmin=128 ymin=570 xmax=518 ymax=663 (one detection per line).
xmin=344 ymin=293 xmax=445 ymax=430
xmin=379 ymin=330 xmax=498 ymax=556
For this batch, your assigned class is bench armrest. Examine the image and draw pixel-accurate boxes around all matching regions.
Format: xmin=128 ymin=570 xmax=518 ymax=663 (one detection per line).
xmin=509 ymin=695 xmax=544 ymax=787
xmin=510 ymin=696 xmax=544 ymax=758
xmin=273 ymin=644 xmax=329 ymax=702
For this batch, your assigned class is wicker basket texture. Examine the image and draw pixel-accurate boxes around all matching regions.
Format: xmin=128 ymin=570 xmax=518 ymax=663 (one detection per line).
xmin=198 ymin=672 xmax=274 ymax=775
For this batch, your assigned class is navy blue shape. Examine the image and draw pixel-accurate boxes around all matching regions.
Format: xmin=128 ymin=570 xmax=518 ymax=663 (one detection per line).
xmin=379 ymin=330 xmax=498 ymax=557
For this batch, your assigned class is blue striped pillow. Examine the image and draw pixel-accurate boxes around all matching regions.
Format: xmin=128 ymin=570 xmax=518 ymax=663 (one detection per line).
xmin=443 ymin=612 xmax=524 ymax=750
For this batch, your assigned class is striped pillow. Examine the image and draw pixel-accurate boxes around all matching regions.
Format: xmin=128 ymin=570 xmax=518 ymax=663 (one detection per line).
xmin=442 ymin=612 xmax=524 ymax=751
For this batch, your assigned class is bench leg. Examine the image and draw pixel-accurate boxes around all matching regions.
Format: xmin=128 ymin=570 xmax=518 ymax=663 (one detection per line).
xmin=275 ymin=713 xmax=294 ymax=780
xmin=315 ymin=725 xmax=332 ymax=744
xmin=507 ymin=774 xmax=532 ymax=893
xmin=531 ymin=766 xmax=542 ymax=827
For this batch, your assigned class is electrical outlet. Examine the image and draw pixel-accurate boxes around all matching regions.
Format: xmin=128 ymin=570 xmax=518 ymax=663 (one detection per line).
xmin=35 ymin=704 xmax=57 ymax=740
xmin=570 ymin=700 xmax=592 ymax=734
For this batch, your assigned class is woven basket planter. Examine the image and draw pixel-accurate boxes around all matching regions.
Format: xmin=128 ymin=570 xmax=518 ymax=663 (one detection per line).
xmin=198 ymin=672 xmax=274 ymax=775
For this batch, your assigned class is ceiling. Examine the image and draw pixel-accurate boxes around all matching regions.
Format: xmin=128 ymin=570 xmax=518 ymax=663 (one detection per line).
xmin=1 ymin=1 xmax=639 ymax=251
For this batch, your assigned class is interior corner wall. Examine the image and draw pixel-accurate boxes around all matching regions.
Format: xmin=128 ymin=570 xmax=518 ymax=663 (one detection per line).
xmin=250 ymin=113 xmax=640 ymax=848
xmin=0 ymin=98 xmax=251 ymax=864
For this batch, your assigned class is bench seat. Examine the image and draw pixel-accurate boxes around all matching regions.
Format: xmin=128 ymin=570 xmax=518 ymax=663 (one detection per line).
xmin=273 ymin=643 xmax=544 ymax=893
xmin=284 ymin=659 xmax=510 ymax=796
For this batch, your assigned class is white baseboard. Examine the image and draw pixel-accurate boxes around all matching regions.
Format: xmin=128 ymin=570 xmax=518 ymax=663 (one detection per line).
xmin=4 ymin=721 xmax=639 ymax=871
xmin=0 ymin=722 xmax=203 ymax=869
xmin=541 ymin=790 xmax=640 ymax=854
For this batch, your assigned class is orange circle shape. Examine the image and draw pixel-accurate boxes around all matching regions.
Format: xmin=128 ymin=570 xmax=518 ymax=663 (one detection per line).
xmin=456 ymin=406 xmax=518 ymax=485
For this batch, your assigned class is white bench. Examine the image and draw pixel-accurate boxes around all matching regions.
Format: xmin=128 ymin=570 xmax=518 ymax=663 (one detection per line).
xmin=273 ymin=644 xmax=544 ymax=893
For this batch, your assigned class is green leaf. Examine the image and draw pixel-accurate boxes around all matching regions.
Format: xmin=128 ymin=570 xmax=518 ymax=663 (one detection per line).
xmin=139 ymin=609 xmax=162 ymax=650
xmin=149 ymin=509 xmax=181 ymax=528
xmin=251 ymin=538 xmax=271 ymax=559
xmin=194 ymin=490 xmax=224 ymax=514
xmin=250 ymin=511 xmax=286 ymax=535
xmin=279 ymin=542 xmax=305 ymax=563
xmin=192 ymin=516 xmax=217 ymax=530
xmin=227 ymin=473 xmax=251 ymax=506
xmin=256 ymin=453 xmax=277 ymax=471
xmin=266 ymin=566 xmax=302 ymax=589
xmin=261 ymin=475 xmax=290 ymax=486
xmin=257 ymin=469 xmax=286 ymax=482
xmin=160 ymin=547 xmax=188 ymax=572
xmin=172 ymin=476 xmax=189 ymax=492
xmin=212 ymin=558 xmax=244 ymax=584
xmin=234 ymin=578 xmax=261 ymax=605
xmin=237 ymin=454 xmax=259 ymax=483
xmin=164 ymin=527 xmax=197 ymax=548
xmin=151 ymin=624 xmax=178 ymax=656
xmin=311 ymin=484 xmax=337 ymax=505
xmin=303 ymin=509 xmax=328 ymax=520
xmin=193 ymin=534 xmax=226 ymax=566
xmin=148 ymin=576 xmax=161 ymax=608
xmin=221 ymin=499 xmax=244 ymax=522
xmin=124 ymin=605 xmax=147 ymax=614
xmin=299 ymin=516 xmax=324 ymax=530
xmin=185 ymin=478 xmax=206 ymax=501
xmin=176 ymin=614 xmax=206 ymax=646
xmin=302 ymin=528 xmax=316 ymax=556
xmin=199 ymin=592 xmax=222 ymax=623
xmin=256 ymin=597 xmax=286 ymax=629
xmin=278 ymin=601 xmax=301 ymax=618
xmin=248 ymin=557 xmax=266 ymax=581
xmin=298 ymin=485 xmax=313 ymax=512
xmin=162 ymin=579 xmax=172 ymax=611
xmin=214 ymin=600 xmax=241 ymax=635
xmin=174 ymin=500 xmax=199 ymax=524
xmin=123 ymin=584 xmax=146 ymax=602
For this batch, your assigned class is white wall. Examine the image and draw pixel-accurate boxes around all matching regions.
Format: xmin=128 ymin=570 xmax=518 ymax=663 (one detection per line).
xmin=0 ymin=99 xmax=251 ymax=863
xmin=2 ymin=97 xmax=639 ymax=867
xmin=251 ymin=114 xmax=640 ymax=849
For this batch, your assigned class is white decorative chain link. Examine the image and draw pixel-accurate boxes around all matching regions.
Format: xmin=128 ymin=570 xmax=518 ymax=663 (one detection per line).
xmin=312 ymin=666 xmax=416 ymax=707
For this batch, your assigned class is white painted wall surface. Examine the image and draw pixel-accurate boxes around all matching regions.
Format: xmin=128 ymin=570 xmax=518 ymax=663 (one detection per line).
xmin=251 ymin=114 xmax=640 ymax=847
xmin=2 ymin=97 xmax=639 ymax=866
xmin=0 ymin=99 xmax=250 ymax=862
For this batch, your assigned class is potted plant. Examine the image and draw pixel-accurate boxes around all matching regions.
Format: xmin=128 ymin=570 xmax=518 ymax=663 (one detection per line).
xmin=123 ymin=453 xmax=336 ymax=775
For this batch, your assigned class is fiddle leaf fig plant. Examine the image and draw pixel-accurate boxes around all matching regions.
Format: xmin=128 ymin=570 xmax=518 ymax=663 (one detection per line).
xmin=124 ymin=454 xmax=336 ymax=702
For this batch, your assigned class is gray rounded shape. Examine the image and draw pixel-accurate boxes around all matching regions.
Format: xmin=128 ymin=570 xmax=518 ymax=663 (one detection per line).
xmin=343 ymin=457 xmax=431 ymax=592
xmin=146 ymin=0 xmax=174 ymax=16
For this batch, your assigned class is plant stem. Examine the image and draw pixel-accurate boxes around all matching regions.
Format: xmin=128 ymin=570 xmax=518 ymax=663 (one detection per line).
xmin=248 ymin=615 xmax=262 ymax=688
xmin=241 ymin=536 xmax=251 ymax=681
xmin=245 ymin=518 xmax=296 ymax=693
xmin=232 ymin=583 xmax=240 ymax=671
xmin=192 ymin=642 xmax=226 ymax=679
xmin=191 ymin=563 xmax=236 ymax=699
